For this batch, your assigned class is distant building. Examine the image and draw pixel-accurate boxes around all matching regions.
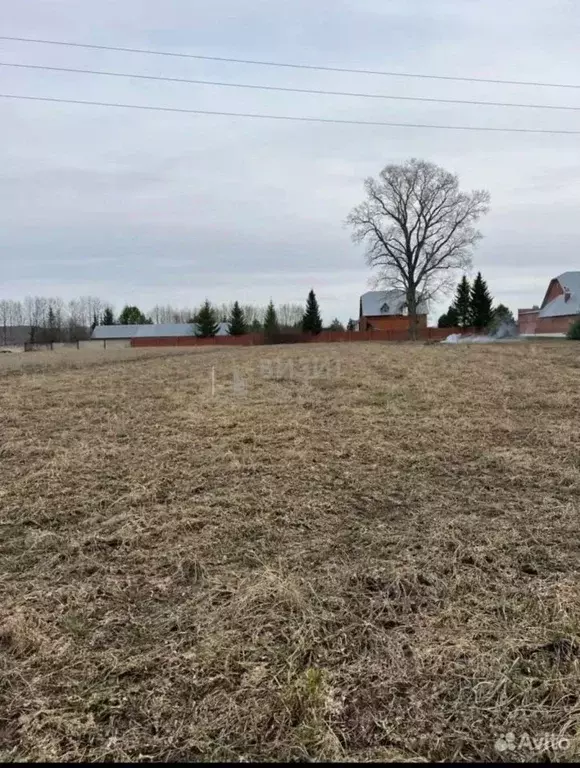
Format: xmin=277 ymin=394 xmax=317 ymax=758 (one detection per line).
xmin=91 ymin=322 xmax=230 ymax=340
xmin=359 ymin=290 xmax=428 ymax=332
xmin=518 ymin=272 xmax=580 ymax=335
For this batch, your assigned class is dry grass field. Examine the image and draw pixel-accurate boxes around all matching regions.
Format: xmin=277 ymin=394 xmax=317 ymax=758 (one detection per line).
xmin=1 ymin=340 xmax=580 ymax=762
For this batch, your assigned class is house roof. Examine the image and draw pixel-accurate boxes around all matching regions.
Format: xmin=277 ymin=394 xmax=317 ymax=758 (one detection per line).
xmin=91 ymin=325 xmax=140 ymax=339
xmin=539 ymin=272 xmax=580 ymax=318
xmin=360 ymin=290 xmax=428 ymax=317
xmin=133 ymin=323 xmax=195 ymax=338
xmin=91 ymin=322 xmax=230 ymax=340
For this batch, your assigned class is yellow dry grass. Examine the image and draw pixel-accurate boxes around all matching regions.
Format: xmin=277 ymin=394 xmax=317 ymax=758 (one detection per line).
xmin=1 ymin=340 xmax=580 ymax=761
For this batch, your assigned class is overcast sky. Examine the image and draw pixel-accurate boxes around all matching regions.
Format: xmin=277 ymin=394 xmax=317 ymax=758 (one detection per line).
xmin=2 ymin=0 xmax=579 ymax=322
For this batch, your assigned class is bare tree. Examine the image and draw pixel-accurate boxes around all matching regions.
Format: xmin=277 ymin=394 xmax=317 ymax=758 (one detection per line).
xmin=0 ymin=300 xmax=9 ymax=345
xmin=347 ymin=158 xmax=490 ymax=339
xmin=277 ymin=303 xmax=304 ymax=328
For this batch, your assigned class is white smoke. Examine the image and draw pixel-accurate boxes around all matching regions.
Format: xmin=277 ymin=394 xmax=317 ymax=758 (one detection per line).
xmin=443 ymin=321 xmax=519 ymax=344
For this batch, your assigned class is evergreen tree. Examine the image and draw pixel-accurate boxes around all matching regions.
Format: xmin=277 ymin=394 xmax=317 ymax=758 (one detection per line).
xmin=453 ymin=276 xmax=472 ymax=329
xmin=263 ymin=301 xmax=279 ymax=336
xmin=328 ymin=318 xmax=344 ymax=331
xmin=301 ymin=289 xmax=323 ymax=334
xmin=470 ymin=272 xmax=493 ymax=331
xmin=346 ymin=318 xmax=356 ymax=332
xmin=194 ymin=299 xmax=220 ymax=338
xmin=250 ymin=318 xmax=262 ymax=333
xmin=438 ymin=312 xmax=450 ymax=328
xmin=119 ymin=305 xmax=147 ymax=325
xmin=447 ymin=305 xmax=459 ymax=327
xmin=102 ymin=307 xmax=115 ymax=325
xmin=567 ymin=319 xmax=580 ymax=340
xmin=227 ymin=301 xmax=247 ymax=336
xmin=46 ymin=306 xmax=59 ymax=342
xmin=492 ymin=303 xmax=514 ymax=325
xmin=438 ymin=304 xmax=460 ymax=328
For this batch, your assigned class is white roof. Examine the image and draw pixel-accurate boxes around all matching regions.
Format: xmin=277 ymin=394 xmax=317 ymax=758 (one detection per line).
xmin=360 ymin=290 xmax=428 ymax=316
xmin=539 ymin=272 xmax=580 ymax=318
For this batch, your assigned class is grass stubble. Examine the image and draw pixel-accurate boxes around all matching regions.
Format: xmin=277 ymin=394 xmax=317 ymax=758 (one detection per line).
xmin=1 ymin=340 xmax=580 ymax=761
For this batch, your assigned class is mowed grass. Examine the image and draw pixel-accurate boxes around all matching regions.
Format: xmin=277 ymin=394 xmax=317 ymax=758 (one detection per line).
xmin=1 ymin=340 xmax=580 ymax=761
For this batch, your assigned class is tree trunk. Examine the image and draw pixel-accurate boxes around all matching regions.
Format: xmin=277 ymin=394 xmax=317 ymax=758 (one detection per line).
xmin=407 ymin=289 xmax=419 ymax=341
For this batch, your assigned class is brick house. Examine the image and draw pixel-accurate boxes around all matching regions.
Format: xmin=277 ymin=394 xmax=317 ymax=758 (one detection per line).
xmin=518 ymin=272 xmax=580 ymax=335
xmin=359 ymin=290 xmax=428 ymax=332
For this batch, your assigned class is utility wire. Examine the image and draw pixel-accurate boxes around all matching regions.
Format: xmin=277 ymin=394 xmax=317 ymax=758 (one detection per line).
xmin=1 ymin=93 xmax=579 ymax=134
xmin=3 ymin=61 xmax=580 ymax=112
xmin=1 ymin=35 xmax=579 ymax=90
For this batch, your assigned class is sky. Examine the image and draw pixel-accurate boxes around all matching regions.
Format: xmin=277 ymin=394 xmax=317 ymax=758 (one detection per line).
xmin=2 ymin=0 xmax=580 ymax=323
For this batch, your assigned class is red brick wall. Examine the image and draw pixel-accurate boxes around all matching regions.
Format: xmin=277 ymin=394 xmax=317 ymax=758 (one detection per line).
xmin=130 ymin=327 xmax=470 ymax=348
xmin=535 ymin=315 xmax=578 ymax=334
xmin=517 ymin=310 xmax=539 ymax=334
xmin=517 ymin=311 xmax=577 ymax=335
xmin=359 ymin=314 xmax=427 ymax=332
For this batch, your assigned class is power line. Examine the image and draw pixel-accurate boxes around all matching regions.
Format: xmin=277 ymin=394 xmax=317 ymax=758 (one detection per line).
xmin=2 ymin=34 xmax=580 ymax=91
xmin=2 ymin=93 xmax=579 ymax=134
xmin=3 ymin=61 xmax=580 ymax=112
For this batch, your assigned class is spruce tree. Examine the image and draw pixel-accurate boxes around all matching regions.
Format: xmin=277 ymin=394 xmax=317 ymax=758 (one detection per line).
xmin=438 ymin=304 xmax=460 ymax=328
xmin=453 ymin=276 xmax=472 ymax=329
xmin=46 ymin=306 xmax=59 ymax=342
xmin=250 ymin=318 xmax=262 ymax=333
xmin=346 ymin=319 xmax=356 ymax=332
xmin=102 ymin=307 xmax=115 ymax=325
xmin=446 ymin=304 xmax=459 ymax=327
xmin=301 ymin=289 xmax=323 ymax=334
xmin=227 ymin=301 xmax=247 ymax=336
xmin=470 ymin=272 xmax=493 ymax=331
xmin=263 ymin=301 xmax=279 ymax=337
xmin=438 ymin=312 xmax=450 ymax=329
xmin=194 ymin=300 xmax=220 ymax=338
xmin=328 ymin=318 xmax=344 ymax=331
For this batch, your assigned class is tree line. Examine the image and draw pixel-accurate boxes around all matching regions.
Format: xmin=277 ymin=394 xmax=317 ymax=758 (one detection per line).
xmin=0 ymin=291 xmax=356 ymax=343
xmin=437 ymin=273 xmax=514 ymax=331
xmin=190 ymin=291 xmax=352 ymax=338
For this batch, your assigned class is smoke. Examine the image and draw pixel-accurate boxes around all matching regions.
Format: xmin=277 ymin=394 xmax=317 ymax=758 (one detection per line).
xmin=443 ymin=321 xmax=520 ymax=344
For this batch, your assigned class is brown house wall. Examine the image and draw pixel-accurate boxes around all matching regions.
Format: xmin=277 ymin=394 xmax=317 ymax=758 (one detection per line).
xmin=517 ymin=311 xmax=577 ymax=335
xmin=536 ymin=315 xmax=578 ymax=334
xmin=517 ymin=310 xmax=540 ymax=334
xmin=359 ymin=314 xmax=427 ymax=332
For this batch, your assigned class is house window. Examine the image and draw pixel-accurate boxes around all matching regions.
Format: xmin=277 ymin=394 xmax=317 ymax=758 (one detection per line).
xmin=380 ymin=302 xmax=389 ymax=314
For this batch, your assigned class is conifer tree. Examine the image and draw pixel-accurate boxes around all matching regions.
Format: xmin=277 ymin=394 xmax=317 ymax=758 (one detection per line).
xmin=263 ymin=301 xmax=279 ymax=337
xmin=453 ymin=276 xmax=472 ymax=329
xmin=301 ymin=289 xmax=323 ymax=334
xmin=470 ymin=272 xmax=493 ymax=330
xmin=194 ymin=299 xmax=220 ymax=338
xmin=227 ymin=301 xmax=247 ymax=336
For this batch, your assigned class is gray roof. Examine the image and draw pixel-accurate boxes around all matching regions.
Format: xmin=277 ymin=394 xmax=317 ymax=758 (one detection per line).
xmin=91 ymin=322 xmax=230 ymax=340
xmin=133 ymin=323 xmax=195 ymax=338
xmin=91 ymin=324 xmax=140 ymax=339
xmin=539 ymin=272 xmax=580 ymax=318
xmin=360 ymin=290 xmax=428 ymax=316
